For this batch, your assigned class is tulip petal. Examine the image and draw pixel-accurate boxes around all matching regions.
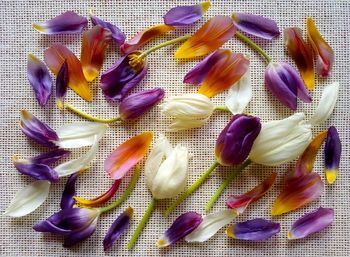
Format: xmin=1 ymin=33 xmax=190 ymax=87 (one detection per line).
xmin=185 ymin=209 xmax=238 ymax=242
xmin=307 ymin=17 xmax=334 ymax=77
xmin=284 ymin=27 xmax=315 ymax=90
xmin=91 ymin=15 xmax=126 ymax=45
xmin=325 ymin=126 xmax=341 ymax=184
xmin=103 ymin=207 xmax=133 ymax=251
xmin=44 ymin=43 xmax=91 ymax=102
xmin=14 ymin=161 xmax=59 ymax=182
xmin=56 ymin=60 xmax=69 ymax=106
xmin=226 ymin=172 xmax=277 ymax=213
xmin=288 ymin=207 xmax=334 ymax=239
xmin=309 ymin=82 xmax=339 ymax=126
xmin=63 ymin=217 xmax=98 ymax=247
xmin=168 ymin=117 xmax=210 ymax=132
xmin=158 ymin=212 xmax=202 ymax=247
xmin=232 ymin=13 xmax=280 ymax=40
xmin=272 ymin=173 xmax=324 ymax=216
xmin=175 ymin=16 xmax=236 ymax=59
xmin=4 ymin=180 xmax=50 ymax=217
xmin=32 ymin=11 xmax=88 ymax=34
xmin=105 ymin=132 xmax=153 ymax=180
xmin=226 ymin=219 xmax=280 ymax=240
xmin=30 ymin=149 xmax=70 ymax=165
xmin=61 ymin=172 xmax=78 ymax=209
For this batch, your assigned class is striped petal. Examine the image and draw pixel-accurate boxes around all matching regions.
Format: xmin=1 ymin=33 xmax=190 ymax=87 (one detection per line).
xmin=13 ymin=160 xmax=59 ymax=182
xmin=307 ymin=17 xmax=334 ymax=77
xmin=60 ymin=172 xmax=78 ymax=209
xmin=105 ymin=132 xmax=153 ymax=180
xmin=226 ymin=172 xmax=277 ymax=213
xmin=44 ymin=43 xmax=91 ymax=102
xmin=91 ymin=15 xmax=126 ymax=45
xmin=175 ymin=16 xmax=236 ymax=59
xmin=325 ymin=126 xmax=341 ymax=184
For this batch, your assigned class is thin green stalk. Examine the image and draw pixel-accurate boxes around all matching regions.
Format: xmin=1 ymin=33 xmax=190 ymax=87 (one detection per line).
xmin=215 ymin=106 xmax=231 ymax=112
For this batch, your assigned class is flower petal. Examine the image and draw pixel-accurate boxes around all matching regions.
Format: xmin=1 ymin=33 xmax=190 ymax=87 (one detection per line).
xmin=158 ymin=212 xmax=202 ymax=247
xmin=32 ymin=11 xmax=88 ymax=34
xmin=91 ymin=15 xmax=126 ymax=45
xmin=232 ymin=13 xmax=280 ymax=40
xmin=56 ymin=60 xmax=69 ymax=106
xmin=61 ymin=172 xmax=78 ymax=209
xmin=307 ymin=17 xmax=334 ymax=77
xmin=184 ymin=209 xmax=238 ymax=242
xmin=226 ymin=172 xmax=277 ymax=213
xmin=288 ymin=207 xmax=334 ymax=239
xmin=105 ymin=132 xmax=153 ymax=180
xmin=44 ymin=43 xmax=91 ymax=102
xmin=63 ymin=217 xmax=98 ymax=247
xmin=27 ymin=53 xmax=52 ymax=106
xmin=3 ymin=180 xmax=50 ymax=217
xmin=30 ymin=149 xmax=70 ymax=165
xmin=13 ymin=161 xmax=59 ymax=182
xmin=167 ymin=117 xmax=209 ymax=132
xmin=175 ymin=16 xmax=236 ymax=59
xmin=272 ymin=172 xmax=324 ymax=216
xmin=103 ymin=207 xmax=133 ymax=251
xmin=325 ymin=126 xmax=341 ymax=184
xmin=163 ymin=1 xmax=210 ymax=26
xmin=120 ymin=24 xmax=175 ymax=54
xmin=226 ymin=218 xmax=280 ymax=240
xmin=284 ymin=27 xmax=315 ymax=90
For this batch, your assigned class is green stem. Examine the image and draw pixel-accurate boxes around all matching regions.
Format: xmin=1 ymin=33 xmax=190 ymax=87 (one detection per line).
xmin=128 ymin=197 xmax=157 ymax=250
xmin=99 ymin=165 xmax=141 ymax=214
xmin=215 ymin=106 xmax=231 ymax=112
xmin=235 ymin=31 xmax=271 ymax=63
xmin=164 ymin=161 xmax=220 ymax=217
xmin=205 ymin=159 xmax=252 ymax=212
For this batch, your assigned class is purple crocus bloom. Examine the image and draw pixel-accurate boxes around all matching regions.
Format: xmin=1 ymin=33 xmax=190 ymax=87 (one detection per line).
xmin=265 ymin=62 xmax=312 ymax=110
xmin=215 ymin=114 xmax=261 ymax=166
xmin=33 ymin=208 xmax=100 ymax=247
xmin=91 ymin=15 xmax=126 ymax=45
xmin=60 ymin=172 xmax=78 ymax=209
xmin=56 ymin=60 xmax=69 ymax=107
xmin=119 ymin=88 xmax=165 ymax=120
xmin=325 ymin=126 xmax=341 ymax=184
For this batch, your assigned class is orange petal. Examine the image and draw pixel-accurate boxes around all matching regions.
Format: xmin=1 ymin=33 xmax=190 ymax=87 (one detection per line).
xmin=81 ymin=25 xmax=112 ymax=82
xmin=175 ymin=16 xmax=236 ymax=59
xmin=105 ymin=132 xmax=153 ymax=180
xmin=44 ymin=43 xmax=92 ymax=101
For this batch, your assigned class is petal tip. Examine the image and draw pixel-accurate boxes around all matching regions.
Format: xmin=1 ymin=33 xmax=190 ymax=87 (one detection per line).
xmin=326 ymin=169 xmax=337 ymax=184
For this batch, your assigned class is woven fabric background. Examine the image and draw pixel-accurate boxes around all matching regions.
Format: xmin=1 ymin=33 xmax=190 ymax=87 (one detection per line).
xmin=0 ymin=0 xmax=349 ymax=256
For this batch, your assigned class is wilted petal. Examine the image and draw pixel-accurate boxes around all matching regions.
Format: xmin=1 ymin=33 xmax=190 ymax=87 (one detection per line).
xmin=226 ymin=172 xmax=277 ymax=213
xmin=232 ymin=13 xmax=280 ymax=40
xmin=288 ymin=207 xmax=334 ymax=239
xmin=226 ymin=218 xmax=280 ymax=240
xmin=44 ymin=43 xmax=91 ymax=102
xmin=32 ymin=11 xmax=88 ymax=34
xmin=61 ymin=172 xmax=78 ymax=209
xmin=158 ymin=212 xmax=202 ymax=247
xmin=56 ymin=60 xmax=69 ymax=106
xmin=91 ymin=15 xmax=126 ymax=45
xmin=284 ymin=27 xmax=315 ymax=90
xmin=30 ymin=149 xmax=70 ymax=165
xmin=14 ymin=160 xmax=59 ymax=182
xmin=272 ymin=173 xmax=324 ymax=216
xmin=105 ymin=132 xmax=153 ymax=180
xmin=175 ymin=16 xmax=236 ymax=59
xmin=4 ymin=180 xmax=50 ymax=217
xmin=185 ymin=209 xmax=238 ymax=242
xmin=63 ymin=217 xmax=98 ymax=247
xmin=325 ymin=126 xmax=341 ymax=184
xmin=307 ymin=17 xmax=334 ymax=77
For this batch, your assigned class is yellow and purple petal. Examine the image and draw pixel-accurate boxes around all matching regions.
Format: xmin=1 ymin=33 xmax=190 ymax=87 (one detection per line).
xmin=325 ymin=126 xmax=341 ymax=184
xmin=91 ymin=15 xmax=126 ymax=45
xmin=61 ymin=172 xmax=78 ymax=209
xmin=14 ymin=160 xmax=59 ymax=182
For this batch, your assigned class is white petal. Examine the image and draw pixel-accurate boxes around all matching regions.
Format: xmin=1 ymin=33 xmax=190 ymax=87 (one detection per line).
xmin=185 ymin=209 xmax=238 ymax=242
xmin=55 ymin=122 xmax=108 ymax=148
xmin=167 ymin=117 xmax=209 ymax=132
xmin=225 ymin=68 xmax=252 ymax=114
xmin=3 ymin=180 xmax=51 ymax=217
xmin=309 ymin=82 xmax=339 ymax=126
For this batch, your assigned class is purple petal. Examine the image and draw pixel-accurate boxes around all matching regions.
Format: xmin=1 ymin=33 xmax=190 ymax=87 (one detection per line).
xmin=14 ymin=161 xmax=59 ymax=182
xmin=119 ymin=88 xmax=165 ymax=120
xmin=32 ymin=11 xmax=88 ymax=34
xmin=325 ymin=126 xmax=341 ymax=184
xmin=56 ymin=60 xmax=69 ymax=103
xmin=157 ymin=212 xmax=202 ymax=247
xmin=226 ymin=218 xmax=280 ymax=240
xmin=63 ymin=217 xmax=98 ymax=247
xmin=289 ymin=207 xmax=334 ymax=239
xmin=103 ymin=207 xmax=133 ymax=251
xmin=31 ymin=149 xmax=70 ymax=165
xmin=232 ymin=13 xmax=280 ymax=40
xmin=27 ymin=54 xmax=52 ymax=106
xmin=91 ymin=15 xmax=126 ymax=45
xmin=60 ymin=172 xmax=78 ymax=209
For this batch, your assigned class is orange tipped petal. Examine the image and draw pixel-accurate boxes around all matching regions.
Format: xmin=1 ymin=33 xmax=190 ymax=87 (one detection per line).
xmin=81 ymin=25 xmax=112 ymax=82
xmin=105 ymin=132 xmax=153 ymax=180
xmin=44 ymin=43 xmax=92 ymax=101
xmin=175 ymin=16 xmax=236 ymax=59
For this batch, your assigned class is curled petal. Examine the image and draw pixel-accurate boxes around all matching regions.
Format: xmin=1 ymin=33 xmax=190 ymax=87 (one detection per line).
xmin=307 ymin=17 xmax=334 ymax=77
xmin=167 ymin=117 xmax=209 ymax=132
xmin=284 ymin=27 xmax=315 ymax=90
xmin=175 ymin=16 xmax=236 ymax=59
xmin=44 ymin=43 xmax=91 ymax=102
xmin=232 ymin=13 xmax=280 ymax=40
xmin=63 ymin=217 xmax=98 ymax=247
xmin=56 ymin=60 xmax=69 ymax=106
xmin=226 ymin=219 xmax=280 ymax=240
xmin=61 ymin=172 xmax=78 ymax=209
xmin=288 ymin=207 xmax=334 ymax=239
xmin=27 ymin=53 xmax=52 ymax=106
xmin=32 ymin=11 xmax=88 ymax=34
xmin=30 ymin=149 xmax=70 ymax=166
xmin=226 ymin=172 xmax=277 ymax=213
xmin=158 ymin=212 xmax=202 ymax=247
xmin=91 ymin=15 xmax=126 ymax=45
xmin=325 ymin=126 xmax=341 ymax=184
xmin=14 ymin=161 xmax=59 ymax=182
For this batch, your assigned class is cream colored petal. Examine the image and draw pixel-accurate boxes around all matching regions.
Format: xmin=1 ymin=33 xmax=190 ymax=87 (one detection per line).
xmin=167 ymin=117 xmax=209 ymax=132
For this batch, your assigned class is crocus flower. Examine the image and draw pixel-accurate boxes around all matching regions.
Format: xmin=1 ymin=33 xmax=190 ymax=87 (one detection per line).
xmin=56 ymin=60 xmax=69 ymax=108
xmin=27 ymin=53 xmax=52 ymax=106
xmin=61 ymin=172 xmax=78 ymax=209
xmin=32 ymin=11 xmax=88 ymax=34
xmin=264 ymin=62 xmax=312 ymax=110
xmin=90 ymin=15 xmax=126 ymax=45
xmin=325 ymin=126 xmax=341 ymax=184
xmin=163 ymin=1 xmax=210 ymax=26
xmin=288 ymin=207 xmax=334 ymax=239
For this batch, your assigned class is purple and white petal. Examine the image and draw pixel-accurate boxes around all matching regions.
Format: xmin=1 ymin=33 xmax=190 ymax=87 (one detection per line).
xmin=14 ymin=161 xmax=59 ymax=182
